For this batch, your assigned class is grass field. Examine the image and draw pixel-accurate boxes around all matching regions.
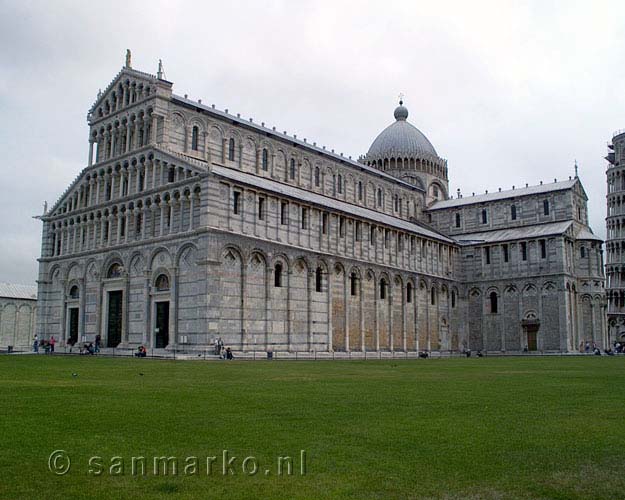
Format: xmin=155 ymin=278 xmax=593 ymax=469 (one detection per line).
xmin=1 ymin=355 xmax=625 ymax=499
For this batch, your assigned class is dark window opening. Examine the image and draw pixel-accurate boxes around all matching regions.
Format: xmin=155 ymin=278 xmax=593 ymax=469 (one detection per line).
xmin=350 ymin=273 xmax=358 ymax=296
xmin=431 ymin=287 xmax=436 ymax=305
xmin=301 ymin=207 xmax=308 ymax=229
xmin=322 ymin=213 xmax=329 ymax=234
xmin=274 ymin=263 xmax=283 ymax=287
xmin=407 ymin=283 xmax=413 ymax=303
xmin=168 ymin=167 xmax=175 ymax=183
xmin=339 ymin=217 xmax=345 ymax=238
xmin=481 ymin=209 xmax=488 ymax=224
xmin=490 ymin=291 xmax=498 ymax=313
xmin=191 ymin=126 xmax=199 ymax=151
xmin=503 ymin=244 xmax=509 ymax=263
xmin=233 ymin=191 xmax=241 ymax=215
xmin=280 ymin=202 xmax=288 ymax=225
xmin=228 ymin=138 xmax=235 ymax=161
xmin=511 ymin=204 xmax=517 ymax=220
xmin=521 ymin=242 xmax=527 ymax=261
xmin=540 ymin=239 xmax=546 ymax=259
xmin=290 ymin=159 xmax=296 ymax=179
xmin=380 ymin=280 xmax=387 ymax=300
xmin=258 ymin=197 xmax=265 ymax=220
xmin=543 ymin=199 xmax=550 ymax=216
xmin=581 ymin=246 xmax=586 ymax=258
xmin=485 ymin=246 xmax=491 ymax=264
xmin=314 ymin=167 xmax=320 ymax=187
xmin=315 ymin=267 xmax=323 ymax=292
xmin=455 ymin=213 xmax=461 ymax=228
xmin=262 ymin=148 xmax=268 ymax=170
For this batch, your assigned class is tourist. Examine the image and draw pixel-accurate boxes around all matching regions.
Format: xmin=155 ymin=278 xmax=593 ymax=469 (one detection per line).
xmin=584 ymin=341 xmax=590 ymax=353
xmin=477 ymin=349 xmax=484 ymax=358
xmin=226 ymin=347 xmax=233 ymax=360
xmin=214 ymin=337 xmax=220 ymax=355
xmin=135 ymin=345 xmax=147 ymax=358
xmin=95 ymin=334 xmax=101 ymax=353
xmin=87 ymin=343 xmax=95 ymax=355
xmin=49 ymin=336 xmax=55 ymax=354
xmin=33 ymin=335 xmax=39 ymax=353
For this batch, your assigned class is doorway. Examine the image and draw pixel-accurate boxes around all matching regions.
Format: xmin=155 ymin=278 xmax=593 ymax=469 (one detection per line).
xmin=526 ymin=326 xmax=538 ymax=351
xmin=107 ymin=290 xmax=123 ymax=347
xmin=155 ymin=301 xmax=169 ymax=348
xmin=68 ymin=308 xmax=79 ymax=345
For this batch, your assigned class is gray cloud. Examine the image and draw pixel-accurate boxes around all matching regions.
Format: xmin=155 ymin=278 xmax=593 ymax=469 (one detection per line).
xmin=0 ymin=0 xmax=621 ymax=284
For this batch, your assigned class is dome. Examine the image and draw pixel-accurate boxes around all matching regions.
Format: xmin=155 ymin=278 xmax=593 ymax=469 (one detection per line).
xmin=367 ymin=102 xmax=438 ymax=160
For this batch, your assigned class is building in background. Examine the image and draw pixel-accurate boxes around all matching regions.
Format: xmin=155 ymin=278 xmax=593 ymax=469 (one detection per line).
xmin=0 ymin=283 xmax=37 ymax=350
xmin=606 ymin=130 xmax=625 ymax=342
xmin=34 ymin=54 xmax=606 ymax=354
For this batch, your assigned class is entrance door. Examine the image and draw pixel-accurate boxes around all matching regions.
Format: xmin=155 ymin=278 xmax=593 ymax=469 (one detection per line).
xmin=526 ymin=326 xmax=538 ymax=351
xmin=68 ymin=308 xmax=79 ymax=345
xmin=155 ymin=301 xmax=169 ymax=349
xmin=107 ymin=291 xmax=123 ymax=347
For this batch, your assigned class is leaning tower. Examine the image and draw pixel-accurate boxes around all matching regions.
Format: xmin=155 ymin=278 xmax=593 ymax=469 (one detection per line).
xmin=606 ymin=130 xmax=625 ymax=343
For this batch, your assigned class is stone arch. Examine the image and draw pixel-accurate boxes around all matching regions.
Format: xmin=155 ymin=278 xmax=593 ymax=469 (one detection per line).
xmin=149 ymin=247 xmax=173 ymax=270
xmin=101 ymin=252 xmax=125 ymax=277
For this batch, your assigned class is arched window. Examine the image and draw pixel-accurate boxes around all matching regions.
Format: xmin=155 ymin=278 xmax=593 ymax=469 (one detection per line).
xmin=69 ymin=285 xmax=79 ymax=299
xmin=262 ymin=148 xmax=268 ymax=170
xmin=406 ymin=282 xmax=413 ymax=303
xmin=511 ymin=204 xmax=517 ymax=220
xmin=380 ymin=279 xmax=387 ymax=300
xmin=377 ymin=188 xmax=383 ymax=207
xmin=107 ymin=263 xmax=123 ymax=279
xmin=455 ymin=213 xmax=461 ymax=228
xmin=358 ymin=181 xmax=363 ymax=200
xmin=155 ymin=274 xmax=170 ymax=291
xmin=451 ymin=290 xmax=456 ymax=308
xmin=431 ymin=287 xmax=436 ymax=305
xmin=228 ymin=138 xmax=235 ymax=161
xmin=289 ymin=159 xmax=296 ymax=180
xmin=191 ymin=126 xmax=199 ymax=151
xmin=581 ymin=246 xmax=586 ymax=258
xmin=274 ymin=263 xmax=283 ymax=287
xmin=394 ymin=194 xmax=399 ymax=211
xmin=489 ymin=291 xmax=498 ymax=313
xmin=337 ymin=174 xmax=342 ymax=194
xmin=314 ymin=167 xmax=320 ymax=187
xmin=350 ymin=272 xmax=358 ymax=296
xmin=433 ymin=185 xmax=439 ymax=198
xmin=315 ymin=267 xmax=323 ymax=292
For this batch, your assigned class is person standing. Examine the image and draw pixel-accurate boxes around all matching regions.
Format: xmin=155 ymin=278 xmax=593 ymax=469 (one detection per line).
xmin=49 ymin=336 xmax=55 ymax=354
xmin=95 ymin=334 xmax=101 ymax=353
xmin=33 ymin=335 xmax=39 ymax=353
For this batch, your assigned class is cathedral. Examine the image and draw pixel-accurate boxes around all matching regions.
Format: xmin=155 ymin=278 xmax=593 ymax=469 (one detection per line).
xmin=35 ymin=55 xmax=607 ymax=354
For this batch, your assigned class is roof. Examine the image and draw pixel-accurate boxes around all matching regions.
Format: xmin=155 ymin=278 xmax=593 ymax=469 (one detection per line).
xmin=366 ymin=104 xmax=438 ymax=159
xmin=453 ymin=221 xmax=573 ymax=245
xmin=576 ymin=227 xmax=603 ymax=242
xmin=171 ymin=95 xmax=424 ymax=192
xmin=0 ymin=283 xmax=37 ymax=300
xmin=428 ymin=179 xmax=578 ymax=211
xmin=211 ymin=165 xmax=454 ymax=243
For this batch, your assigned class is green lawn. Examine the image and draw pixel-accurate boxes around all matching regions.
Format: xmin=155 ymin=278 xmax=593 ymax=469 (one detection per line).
xmin=1 ymin=355 xmax=625 ymax=499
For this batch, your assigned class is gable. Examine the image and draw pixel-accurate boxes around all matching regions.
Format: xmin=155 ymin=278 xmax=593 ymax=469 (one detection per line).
xmin=88 ymin=67 xmax=172 ymax=123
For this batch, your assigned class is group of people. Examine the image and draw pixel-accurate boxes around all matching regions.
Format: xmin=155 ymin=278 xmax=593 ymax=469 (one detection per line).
xmin=213 ymin=337 xmax=234 ymax=360
xmin=32 ymin=335 xmax=55 ymax=354
xmin=134 ymin=345 xmax=147 ymax=357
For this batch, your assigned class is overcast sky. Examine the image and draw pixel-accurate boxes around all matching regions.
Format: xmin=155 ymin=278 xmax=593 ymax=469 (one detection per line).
xmin=1 ymin=0 xmax=623 ymax=285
